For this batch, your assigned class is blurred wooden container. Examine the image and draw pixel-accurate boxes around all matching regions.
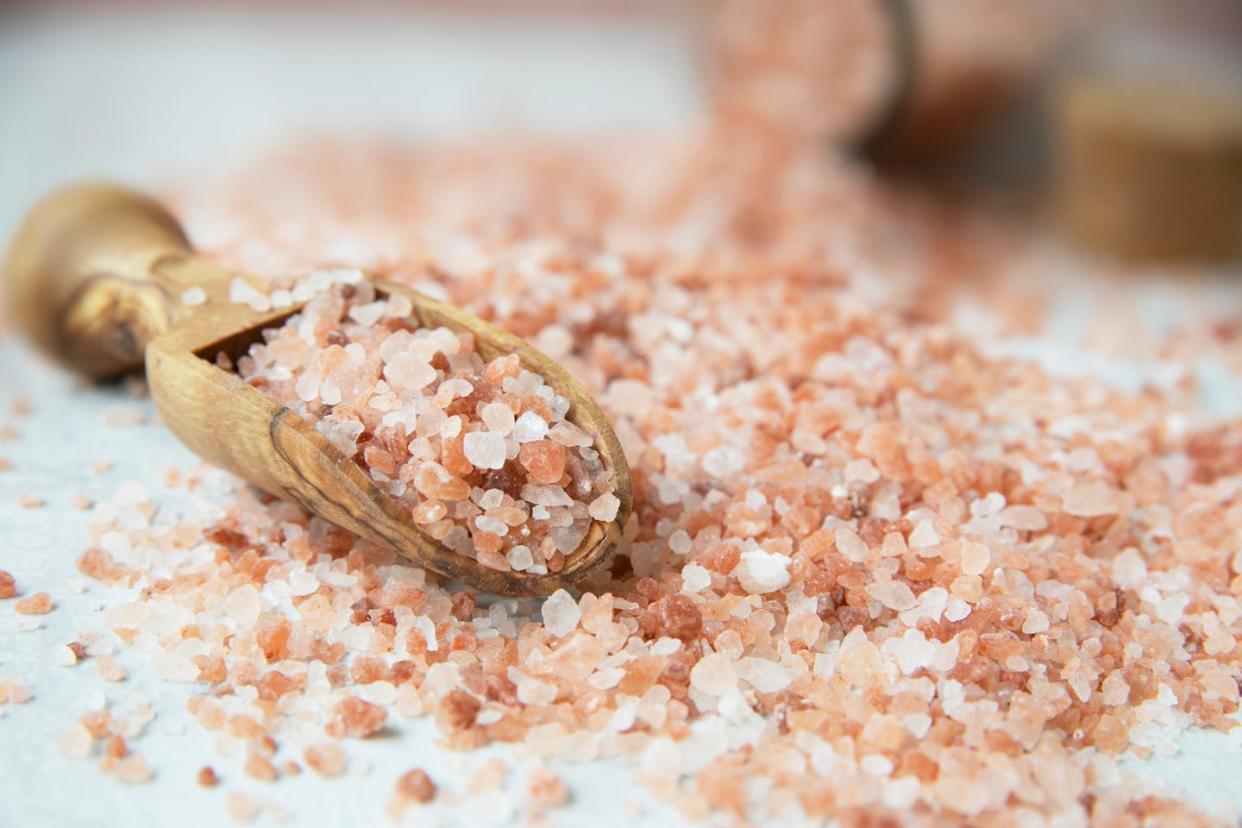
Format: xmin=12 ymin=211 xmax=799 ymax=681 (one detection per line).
xmin=1055 ymin=64 xmax=1242 ymax=263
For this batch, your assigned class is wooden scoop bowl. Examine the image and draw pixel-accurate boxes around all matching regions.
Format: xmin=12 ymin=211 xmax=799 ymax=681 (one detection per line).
xmin=3 ymin=183 xmax=632 ymax=596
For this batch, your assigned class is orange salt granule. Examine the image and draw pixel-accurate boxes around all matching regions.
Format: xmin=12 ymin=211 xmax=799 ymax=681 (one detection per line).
xmin=14 ymin=592 xmax=52 ymax=615
xmin=395 ymin=768 xmax=437 ymax=804
xmin=326 ymin=696 xmax=386 ymax=739
xmin=0 ymin=570 xmax=16 ymax=600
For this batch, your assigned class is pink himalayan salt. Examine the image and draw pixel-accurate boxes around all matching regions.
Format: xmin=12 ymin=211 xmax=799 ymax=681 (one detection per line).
xmin=235 ymin=284 xmax=617 ymax=573
xmin=1062 ymin=481 xmax=1120 ymax=517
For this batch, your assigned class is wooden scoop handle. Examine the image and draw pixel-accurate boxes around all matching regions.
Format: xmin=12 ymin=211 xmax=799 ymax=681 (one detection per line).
xmin=3 ymin=183 xmax=217 ymax=379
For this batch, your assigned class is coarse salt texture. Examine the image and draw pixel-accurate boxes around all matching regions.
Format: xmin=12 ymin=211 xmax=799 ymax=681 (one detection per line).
xmin=12 ymin=3 xmax=1242 ymax=824
xmin=235 ymin=283 xmax=617 ymax=573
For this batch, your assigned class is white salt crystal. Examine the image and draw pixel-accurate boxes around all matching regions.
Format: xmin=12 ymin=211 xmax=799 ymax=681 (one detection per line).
xmin=295 ymin=373 xmax=320 ymax=403
xmin=55 ymin=645 xmax=78 ymax=666
xmin=542 ymin=589 xmax=581 ymax=637
xmin=348 ymin=301 xmax=387 ymax=327
xmin=384 ymin=353 xmax=436 ymax=393
xmin=548 ymin=422 xmax=592 ymax=448
xmin=999 ymin=505 xmax=1048 ymax=531
xmin=521 ymin=484 xmax=574 ymax=507
xmin=834 ymin=527 xmax=868 ymax=562
xmin=505 ymin=545 xmax=533 ymax=571
xmin=737 ymin=657 xmax=791 ymax=693
xmin=843 ymin=459 xmax=880 ymax=484
xmin=681 ymin=564 xmax=711 ymax=594
xmin=860 ymin=755 xmax=893 ymax=776
xmin=690 ymin=652 xmax=738 ymax=696
xmin=289 ymin=570 xmax=319 ymax=597
xmin=481 ymin=403 xmax=515 ymax=435
xmin=734 ymin=548 xmax=791 ymax=594
xmin=224 ymin=584 xmax=261 ymax=627
xmin=588 ymin=493 xmax=620 ymax=522
xmin=909 ymin=519 xmax=940 ymax=549
xmin=866 ymin=580 xmax=917 ymax=611
xmin=702 ymin=446 xmax=745 ymax=479
xmin=668 ymin=530 xmax=692 ymax=555
xmin=959 ymin=542 xmax=990 ymax=576
xmin=463 ymin=431 xmax=506 ymax=470
xmin=180 ymin=287 xmax=207 ymax=307
xmin=588 ymin=668 xmax=626 ymax=690
xmin=513 ymin=411 xmax=549 ymax=443
xmin=229 ymin=276 xmax=271 ymax=312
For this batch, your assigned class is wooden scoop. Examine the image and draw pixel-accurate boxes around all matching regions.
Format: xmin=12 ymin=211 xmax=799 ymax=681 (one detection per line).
xmin=3 ymin=183 xmax=632 ymax=596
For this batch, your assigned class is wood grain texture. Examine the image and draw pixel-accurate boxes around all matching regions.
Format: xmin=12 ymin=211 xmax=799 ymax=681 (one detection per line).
xmin=5 ymin=183 xmax=632 ymax=596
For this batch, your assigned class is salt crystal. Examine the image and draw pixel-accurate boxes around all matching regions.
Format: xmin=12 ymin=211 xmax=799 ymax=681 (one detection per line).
xmin=1021 ymin=610 xmax=1050 ymax=634
xmin=229 ymin=276 xmax=271 ymax=312
xmin=463 ymin=431 xmax=506 ymax=470
xmin=541 ymin=590 xmax=581 ymax=637
xmin=513 ymin=411 xmax=549 ymax=443
xmin=480 ymin=403 xmax=515 ymax=435
xmin=588 ymin=493 xmax=620 ymax=522
xmin=834 ymin=527 xmax=868 ymax=562
xmin=734 ymin=548 xmax=790 ymax=594
xmin=506 ymin=545 xmax=534 ymax=571
xmin=690 ymin=652 xmax=737 ymax=696
xmin=384 ymin=353 xmax=436 ymax=393
xmin=702 ymin=446 xmax=745 ymax=479
xmin=1062 ymin=481 xmax=1119 ymax=518
xmin=668 ymin=530 xmax=692 ymax=555
xmin=681 ymin=564 xmax=711 ymax=594
xmin=909 ymin=519 xmax=940 ymax=549
xmin=867 ymin=580 xmax=917 ymax=612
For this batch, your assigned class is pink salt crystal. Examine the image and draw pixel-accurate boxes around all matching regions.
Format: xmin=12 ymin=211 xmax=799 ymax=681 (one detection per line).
xmin=414 ymin=462 xmax=471 ymax=501
xmin=866 ymin=580 xmax=916 ymax=612
xmin=14 ymin=592 xmax=52 ymax=614
xmin=226 ymin=792 xmax=258 ymax=823
xmin=1021 ymin=610 xmax=1050 ymax=635
xmin=112 ymin=754 xmax=152 ymax=784
xmin=958 ymin=542 xmax=990 ymax=576
xmin=304 ymin=743 xmax=347 ymax=777
xmin=588 ymin=496 xmax=621 ymax=521
xmin=57 ymin=723 xmax=92 ymax=757
xmin=0 ymin=570 xmax=15 ymax=600
xmin=519 ymin=440 xmax=567 ymax=484
xmin=541 ymin=589 xmax=581 ymax=637
xmin=999 ymin=505 xmax=1047 ymax=531
xmin=1062 ymin=481 xmax=1119 ymax=518
xmin=97 ymin=656 xmax=126 ymax=682
xmin=17 ymin=494 xmax=44 ymax=509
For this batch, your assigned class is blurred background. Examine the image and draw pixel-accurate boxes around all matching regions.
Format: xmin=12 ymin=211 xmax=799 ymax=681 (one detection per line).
xmin=2 ymin=0 xmax=1241 ymax=350
xmin=3 ymin=0 xmax=1240 ymax=257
